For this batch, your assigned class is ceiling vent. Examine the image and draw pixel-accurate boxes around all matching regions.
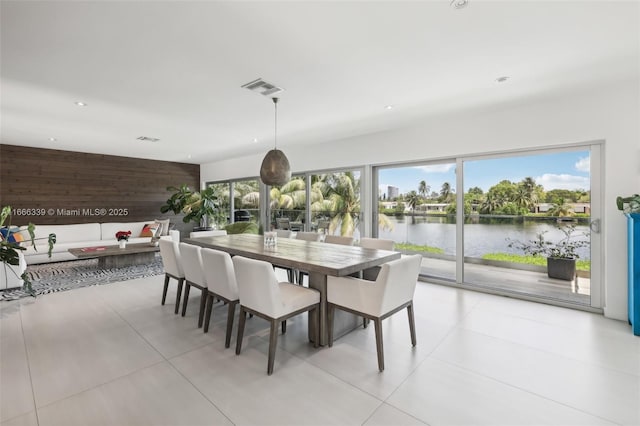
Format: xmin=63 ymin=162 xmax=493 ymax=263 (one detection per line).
xmin=136 ymin=136 xmax=160 ymax=142
xmin=241 ymin=78 xmax=284 ymax=96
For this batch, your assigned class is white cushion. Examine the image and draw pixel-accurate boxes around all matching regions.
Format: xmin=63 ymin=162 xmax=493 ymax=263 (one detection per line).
xmin=233 ymin=256 xmax=319 ymax=318
xmin=100 ymin=222 xmax=148 ymax=240
xmin=327 ymin=254 xmax=421 ymax=317
xmin=189 ymin=230 xmax=227 ymax=238
xmin=179 ymin=243 xmax=206 ymax=287
xmin=159 ymin=239 xmax=184 ymax=278
xmin=201 ymin=248 xmax=238 ymax=300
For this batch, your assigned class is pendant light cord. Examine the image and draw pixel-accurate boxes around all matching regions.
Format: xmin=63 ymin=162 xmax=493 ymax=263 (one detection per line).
xmin=273 ymin=97 xmax=279 ymax=150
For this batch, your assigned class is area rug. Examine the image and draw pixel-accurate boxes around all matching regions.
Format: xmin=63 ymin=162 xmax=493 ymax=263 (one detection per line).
xmin=1 ymin=254 xmax=164 ymax=301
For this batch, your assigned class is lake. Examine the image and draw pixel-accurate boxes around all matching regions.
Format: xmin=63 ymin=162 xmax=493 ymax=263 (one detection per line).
xmin=378 ymin=215 xmax=591 ymax=260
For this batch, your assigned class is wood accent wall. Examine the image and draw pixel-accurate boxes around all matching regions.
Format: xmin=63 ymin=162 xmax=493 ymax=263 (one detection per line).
xmin=0 ymin=144 xmax=199 ymax=234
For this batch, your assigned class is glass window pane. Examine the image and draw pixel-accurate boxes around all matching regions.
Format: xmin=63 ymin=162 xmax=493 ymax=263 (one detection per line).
xmin=376 ymin=163 xmax=456 ymax=281
xmin=463 ymin=150 xmax=591 ymax=305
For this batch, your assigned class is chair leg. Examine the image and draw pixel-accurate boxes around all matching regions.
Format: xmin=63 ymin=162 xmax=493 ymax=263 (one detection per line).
xmin=181 ymin=284 xmax=191 ymax=317
xmin=197 ymin=288 xmax=207 ymax=328
xmin=373 ymin=318 xmax=384 ymax=372
xmin=174 ymin=278 xmax=184 ymax=315
xmin=287 ymin=268 xmax=294 ymax=283
xmin=327 ymin=303 xmax=335 ymax=347
xmin=363 ymin=318 xmax=369 ymax=328
xmin=236 ymin=308 xmax=247 ymax=355
xmin=203 ymin=294 xmax=214 ymax=333
xmin=268 ymin=320 xmax=279 ymax=375
xmin=161 ymin=274 xmax=169 ymax=305
xmin=225 ymin=301 xmax=237 ymax=348
xmin=281 ymin=320 xmax=286 ymax=334
xmin=407 ymin=303 xmax=417 ymax=347
xmin=313 ymin=306 xmax=319 ymax=348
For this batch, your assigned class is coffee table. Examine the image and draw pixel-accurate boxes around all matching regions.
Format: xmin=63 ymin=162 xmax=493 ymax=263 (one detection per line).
xmin=69 ymin=243 xmax=160 ymax=268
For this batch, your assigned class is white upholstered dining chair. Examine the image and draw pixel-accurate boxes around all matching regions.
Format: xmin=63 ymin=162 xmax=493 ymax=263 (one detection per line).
xmin=233 ymin=256 xmax=320 ymax=375
xmin=273 ymin=229 xmax=295 ymax=282
xmin=159 ymin=239 xmax=185 ymax=314
xmin=189 ymin=230 xmax=227 ymax=238
xmin=324 ymin=235 xmax=355 ymax=246
xmin=178 ymin=242 xmax=208 ymax=328
xmin=359 ymin=237 xmax=394 ymax=250
xmin=327 ymin=254 xmax=422 ymax=372
xmin=200 ymin=248 xmax=239 ymax=348
xmin=294 ymin=231 xmax=323 ymax=285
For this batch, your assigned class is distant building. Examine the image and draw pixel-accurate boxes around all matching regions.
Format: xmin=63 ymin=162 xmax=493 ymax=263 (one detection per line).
xmin=387 ymin=185 xmax=399 ymax=200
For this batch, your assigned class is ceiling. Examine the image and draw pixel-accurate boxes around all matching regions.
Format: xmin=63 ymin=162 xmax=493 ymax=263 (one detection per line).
xmin=1 ymin=1 xmax=638 ymax=164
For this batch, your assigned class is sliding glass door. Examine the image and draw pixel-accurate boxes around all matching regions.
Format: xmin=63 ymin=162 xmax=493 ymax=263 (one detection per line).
xmin=374 ymin=143 xmax=602 ymax=309
xmin=376 ymin=162 xmax=457 ymax=281
xmin=462 ymin=148 xmax=595 ymax=306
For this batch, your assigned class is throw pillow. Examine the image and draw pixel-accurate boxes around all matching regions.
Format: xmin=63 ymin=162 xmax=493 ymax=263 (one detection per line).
xmin=139 ymin=223 xmax=159 ymax=238
xmin=154 ymin=218 xmax=171 ymax=236
xmin=0 ymin=227 xmax=24 ymax=243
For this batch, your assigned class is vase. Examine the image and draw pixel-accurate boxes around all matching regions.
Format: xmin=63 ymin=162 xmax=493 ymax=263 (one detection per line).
xmin=119 ymin=240 xmax=127 ymax=249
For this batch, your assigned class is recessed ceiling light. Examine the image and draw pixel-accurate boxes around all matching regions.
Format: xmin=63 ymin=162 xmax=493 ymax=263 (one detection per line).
xmin=74 ymin=101 xmax=88 ymax=106
xmin=496 ymin=76 xmax=510 ymax=83
xmin=253 ymin=137 xmax=258 ymax=143
xmin=450 ymin=0 xmax=469 ymax=9
xmin=187 ymin=154 xmax=192 ymax=159
xmin=384 ymin=105 xmax=394 ymax=110
xmin=48 ymin=137 xmax=57 ymax=142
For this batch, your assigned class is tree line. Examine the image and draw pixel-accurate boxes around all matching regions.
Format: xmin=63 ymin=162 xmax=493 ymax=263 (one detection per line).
xmin=383 ymin=178 xmax=590 ymax=216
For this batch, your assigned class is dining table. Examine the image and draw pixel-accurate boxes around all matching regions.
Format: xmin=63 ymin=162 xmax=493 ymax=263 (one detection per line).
xmin=184 ymin=233 xmax=401 ymax=346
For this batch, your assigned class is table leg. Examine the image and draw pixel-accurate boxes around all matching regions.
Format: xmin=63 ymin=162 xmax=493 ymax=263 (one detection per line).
xmin=308 ymin=272 xmax=327 ymax=346
xmin=308 ymin=272 xmax=360 ymax=346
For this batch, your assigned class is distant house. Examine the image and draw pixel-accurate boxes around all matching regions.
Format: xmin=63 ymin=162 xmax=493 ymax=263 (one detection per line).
xmin=534 ymin=203 xmax=591 ymax=214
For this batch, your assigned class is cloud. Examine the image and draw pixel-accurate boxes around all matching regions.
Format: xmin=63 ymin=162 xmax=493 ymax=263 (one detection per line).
xmin=535 ymin=173 xmax=589 ymax=191
xmin=575 ymin=156 xmax=590 ymax=172
xmin=413 ymin=164 xmax=455 ymax=174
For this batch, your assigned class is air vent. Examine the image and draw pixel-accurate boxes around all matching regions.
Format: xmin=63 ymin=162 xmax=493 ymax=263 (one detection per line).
xmin=241 ymin=78 xmax=284 ymax=96
xmin=137 ymin=136 xmax=160 ymax=142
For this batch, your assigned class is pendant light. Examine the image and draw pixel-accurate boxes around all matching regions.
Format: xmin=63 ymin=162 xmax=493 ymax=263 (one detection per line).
xmin=260 ymin=97 xmax=291 ymax=186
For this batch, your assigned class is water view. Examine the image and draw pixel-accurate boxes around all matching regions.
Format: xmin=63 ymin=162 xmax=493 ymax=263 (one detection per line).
xmin=378 ymin=215 xmax=591 ymax=260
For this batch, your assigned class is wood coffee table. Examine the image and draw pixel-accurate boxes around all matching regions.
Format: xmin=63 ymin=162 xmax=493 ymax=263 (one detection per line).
xmin=69 ymin=243 xmax=160 ymax=268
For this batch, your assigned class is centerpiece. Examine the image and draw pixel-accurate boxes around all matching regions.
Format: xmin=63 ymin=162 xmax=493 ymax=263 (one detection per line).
xmin=116 ymin=230 xmax=131 ymax=249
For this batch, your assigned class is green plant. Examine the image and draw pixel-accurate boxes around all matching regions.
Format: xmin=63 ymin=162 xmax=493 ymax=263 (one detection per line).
xmin=616 ymin=194 xmax=640 ymax=213
xmin=506 ymin=224 xmax=589 ymax=260
xmin=160 ymin=184 xmax=220 ymax=226
xmin=1 ymin=206 xmax=56 ymax=295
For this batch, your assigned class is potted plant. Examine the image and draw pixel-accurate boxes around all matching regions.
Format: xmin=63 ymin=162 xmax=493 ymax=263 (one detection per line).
xmin=115 ymin=230 xmax=131 ymax=248
xmin=160 ymin=184 xmax=220 ymax=230
xmin=1 ymin=206 xmax=56 ymax=294
xmin=507 ymin=224 xmax=589 ymax=281
xmin=617 ymin=194 xmax=640 ymax=213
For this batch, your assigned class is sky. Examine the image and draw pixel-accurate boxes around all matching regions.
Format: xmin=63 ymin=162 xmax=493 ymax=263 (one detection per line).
xmin=378 ymin=150 xmax=591 ymax=197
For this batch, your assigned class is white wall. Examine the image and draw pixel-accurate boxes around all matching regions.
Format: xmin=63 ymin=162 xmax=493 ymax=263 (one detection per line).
xmin=202 ymin=80 xmax=640 ymax=321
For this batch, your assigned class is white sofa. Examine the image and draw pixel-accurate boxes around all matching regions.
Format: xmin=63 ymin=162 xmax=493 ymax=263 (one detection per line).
xmin=0 ymin=251 xmax=26 ymax=290
xmin=19 ymin=221 xmax=178 ymax=264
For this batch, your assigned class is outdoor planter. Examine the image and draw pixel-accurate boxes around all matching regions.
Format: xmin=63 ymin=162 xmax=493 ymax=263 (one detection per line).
xmin=547 ymin=257 xmax=576 ymax=281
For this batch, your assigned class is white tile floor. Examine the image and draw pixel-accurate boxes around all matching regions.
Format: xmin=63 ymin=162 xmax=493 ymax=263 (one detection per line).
xmin=1 ymin=272 xmax=638 ymax=426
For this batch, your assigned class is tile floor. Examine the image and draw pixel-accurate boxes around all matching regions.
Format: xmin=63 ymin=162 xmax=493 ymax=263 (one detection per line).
xmin=1 ymin=272 xmax=638 ymax=426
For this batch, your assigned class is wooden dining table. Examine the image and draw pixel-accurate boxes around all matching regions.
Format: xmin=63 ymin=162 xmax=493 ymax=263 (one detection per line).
xmin=184 ymin=233 xmax=401 ymax=346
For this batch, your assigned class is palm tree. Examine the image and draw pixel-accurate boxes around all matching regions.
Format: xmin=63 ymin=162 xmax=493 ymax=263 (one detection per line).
xmin=269 ymin=178 xmax=306 ymax=210
xmin=418 ymin=180 xmax=430 ymax=199
xmin=547 ymin=198 xmax=574 ymax=217
xmin=405 ymin=190 xmax=420 ymax=224
xmin=321 ymin=172 xmax=361 ymax=236
xmin=480 ymin=192 xmax=503 ymax=214
xmin=439 ymin=182 xmax=452 ymax=203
